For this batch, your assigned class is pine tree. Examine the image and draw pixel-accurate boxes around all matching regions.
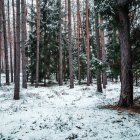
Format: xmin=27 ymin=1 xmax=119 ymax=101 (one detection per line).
xmin=12 ymin=0 xmax=16 ymax=82
xmin=94 ymin=0 xmax=102 ymax=92
xmin=68 ymin=0 xmax=74 ymax=88
xmin=58 ymin=0 xmax=63 ymax=86
xmin=21 ymin=0 xmax=27 ymax=88
xmin=76 ymin=0 xmax=81 ymax=85
xmin=8 ymin=0 xmax=14 ymax=83
xmin=86 ymin=0 xmax=90 ymax=86
xmin=0 ymin=0 xmax=2 ymax=87
xmin=14 ymin=0 xmax=21 ymax=100
xmin=35 ymin=0 xmax=40 ymax=88
xmin=2 ymin=0 xmax=10 ymax=85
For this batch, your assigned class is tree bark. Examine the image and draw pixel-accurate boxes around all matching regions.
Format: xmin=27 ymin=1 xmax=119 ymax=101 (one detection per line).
xmin=58 ymin=0 xmax=63 ymax=86
xmin=0 ymin=2 xmax=2 ymax=87
xmin=31 ymin=0 xmax=34 ymax=32
xmin=35 ymin=0 xmax=40 ymax=88
xmin=99 ymin=17 xmax=107 ymax=89
xmin=21 ymin=0 xmax=27 ymax=88
xmin=118 ymin=6 xmax=133 ymax=107
xmin=68 ymin=0 xmax=74 ymax=88
xmin=14 ymin=0 xmax=21 ymax=100
xmin=12 ymin=0 xmax=17 ymax=83
xmin=2 ymin=0 xmax=10 ymax=85
xmin=8 ymin=0 xmax=14 ymax=83
xmin=86 ymin=0 xmax=90 ymax=86
xmin=76 ymin=0 xmax=81 ymax=85
xmin=94 ymin=0 xmax=102 ymax=92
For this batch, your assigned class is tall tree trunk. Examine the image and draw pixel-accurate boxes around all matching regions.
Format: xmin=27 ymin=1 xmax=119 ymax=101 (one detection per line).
xmin=94 ymin=0 xmax=102 ymax=92
xmin=76 ymin=0 xmax=81 ymax=85
xmin=31 ymin=0 xmax=34 ymax=32
xmin=14 ymin=0 xmax=21 ymax=100
xmin=0 ymin=2 xmax=2 ymax=87
xmin=58 ymin=0 xmax=63 ymax=86
xmin=86 ymin=0 xmax=90 ymax=86
xmin=99 ymin=17 xmax=107 ymax=89
xmin=118 ymin=6 xmax=133 ymax=107
xmin=2 ymin=0 xmax=10 ymax=85
xmin=21 ymin=0 xmax=27 ymax=88
xmin=8 ymin=0 xmax=14 ymax=83
xmin=68 ymin=0 xmax=74 ymax=88
xmin=35 ymin=0 xmax=40 ymax=88
xmin=12 ymin=0 xmax=17 ymax=82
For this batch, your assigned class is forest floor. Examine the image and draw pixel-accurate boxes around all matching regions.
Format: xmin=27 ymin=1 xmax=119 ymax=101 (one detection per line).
xmin=0 ymin=75 xmax=140 ymax=140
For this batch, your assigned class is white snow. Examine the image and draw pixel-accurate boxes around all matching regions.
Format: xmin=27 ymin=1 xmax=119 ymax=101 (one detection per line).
xmin=0 ymin=75 xmax=140 ymax=140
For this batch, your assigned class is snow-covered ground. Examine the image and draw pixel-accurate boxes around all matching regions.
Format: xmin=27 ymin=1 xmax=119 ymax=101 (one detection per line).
xmin=0 ymin=75 xmax=140 ymax=140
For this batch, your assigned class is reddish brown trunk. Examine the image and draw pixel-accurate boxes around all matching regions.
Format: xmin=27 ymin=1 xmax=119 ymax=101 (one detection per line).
xmin=21 ymin=0 xmax=27 ymax=88
xmin=12 ymin=0 xmax=17 ymax=82
xmin=76 ymin=0 xmax=81 ymax=85
xmin=0 ymin=3 xmax=2 ymax=86
xmin=86 ymin=0 xmax=90 ymax=86
xmin=118 ymin=6 xmax=133 ymax=107
xmin=68 ymin=0 xmax=74 ymax=88
xmin=31 ymin=0 xmax=34 ymax=32
xmin=2 ymin=0 xmax=10 ymax=85
xmin=14 ymin=0 xmax=21 ymax=100
xmin=8 ymin=0 xmax=14 ymax=83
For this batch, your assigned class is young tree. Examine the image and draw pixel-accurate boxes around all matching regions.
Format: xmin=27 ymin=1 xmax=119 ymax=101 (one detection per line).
xmin=35 ymin=0 xmax=40 ymax=88
xmin=2 ymin=0 xmax=10 ymax=85
xmin=68 ymin=0 xmax=74 ymax=88
xmin=14 ymin=0 xmax=21 ymax=100
xmin=8 ymin=0 xmax=14 ymax=83
xmin=21 ymin=0 xmax=27 ymax=88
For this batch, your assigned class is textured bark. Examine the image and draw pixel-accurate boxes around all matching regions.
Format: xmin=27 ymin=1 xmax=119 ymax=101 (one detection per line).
xmin=0 ymin=3 xmax=2 ymax=87
xmin=100 ymin=17 xmax=107 ymax=89
xmin=8 ymin=0 xmax=14 ymax=83
xmin=76 ymin=0 xmax=81 ymax=85
xmin=12 ymin=0 xmax=16 ymax=82
xmin=86 ymin=0 xmax=90 ymax=86
xmin=21 ymin=0 xmax=27 ymax=88
xmin=2 ymin=0 xmax=10 ymax=85
xmin=14 ymin=0 xmax=21 ymax=100
xmin=31 ymin=0 xmax=34 ymax=32
xmin=94 ymin=1 xmax=102 ymax=92
xmin=68 ymin=0 xmax=74 ymax=88
xmin=35 ymin=0 xmax=40 ymax=88
xmin=58 ymin=0 xmax=63 ymax=86
xmin=118 ymin=6 xmax=133 ymax=107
